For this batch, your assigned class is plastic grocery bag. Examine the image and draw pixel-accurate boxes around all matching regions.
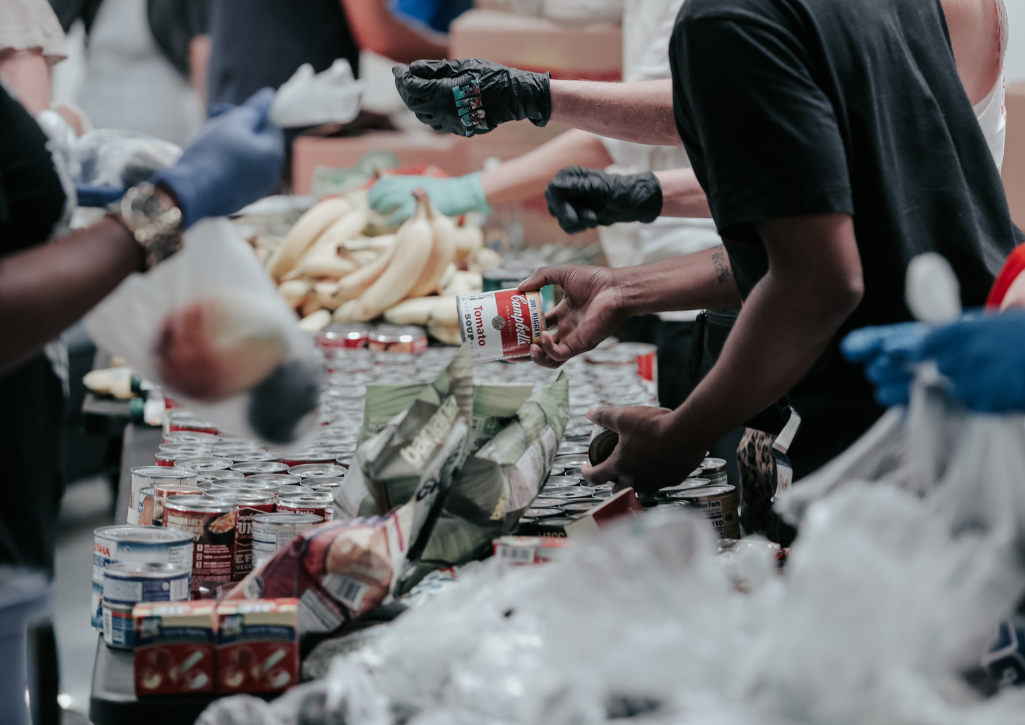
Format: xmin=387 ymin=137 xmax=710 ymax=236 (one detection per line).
xmin=269 ymin=59 xmax=366 ymax=129
xmin=84 ymin=218 xmax=323 ymax=446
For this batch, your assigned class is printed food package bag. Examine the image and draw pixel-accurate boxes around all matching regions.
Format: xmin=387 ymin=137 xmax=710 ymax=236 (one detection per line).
xmin=225 ymin=395 xmax=468 ymax=636
xmin=400 ymin=372 xmax=569 ymax=591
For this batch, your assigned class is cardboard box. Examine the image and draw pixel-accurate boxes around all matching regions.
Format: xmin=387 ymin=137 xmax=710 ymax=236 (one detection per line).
xmin=449 ymin=10 xmax=622 ymax=81
xmin=1003 ymin=82 xmax=1025 ymax=229
xmin=133 ymin=601 xmax=216 ymax=696
xmin=216 ymin=599 xmax=299 ymax=694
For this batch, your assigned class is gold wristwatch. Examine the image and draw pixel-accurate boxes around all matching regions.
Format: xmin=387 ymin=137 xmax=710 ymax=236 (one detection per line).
xmin=111 ymin=182 xmax=184 ymax=271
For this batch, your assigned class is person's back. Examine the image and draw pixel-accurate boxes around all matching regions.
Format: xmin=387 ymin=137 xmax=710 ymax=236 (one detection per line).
xmin=671 ymin=0 xmax=1018 ymax=475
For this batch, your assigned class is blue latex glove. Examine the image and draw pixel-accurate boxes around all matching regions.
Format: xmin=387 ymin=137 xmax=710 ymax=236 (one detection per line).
xmin=841 ymin=322 xmax=929 ymax=407
xmin=919 ymin=312 xmax=1025 ymax=413
xmin=75 ymin=183 xmax=126 ymax=207
xmin=150 ymin=88 xmax=284 ymax=228
xmin=368 ymin=172 xmax=491 ymax=226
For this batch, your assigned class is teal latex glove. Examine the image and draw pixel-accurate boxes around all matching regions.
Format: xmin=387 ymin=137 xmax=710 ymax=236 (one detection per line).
xmin=369 ymin=172 xmax=491 ymax=226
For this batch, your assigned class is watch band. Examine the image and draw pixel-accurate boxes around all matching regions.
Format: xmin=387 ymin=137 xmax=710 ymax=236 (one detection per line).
xmin=110 ymin=182 xmax=184 ymax=271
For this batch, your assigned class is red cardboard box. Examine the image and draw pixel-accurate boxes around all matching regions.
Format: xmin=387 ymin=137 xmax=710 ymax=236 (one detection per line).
xmin=133 ymin=601 xmax=216 ymax=696
xmin=216 ymin=598 xmax=299 ymax=694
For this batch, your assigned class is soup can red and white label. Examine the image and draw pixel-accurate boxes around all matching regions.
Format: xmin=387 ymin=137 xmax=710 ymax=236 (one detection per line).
xmin=163 ymin=496 xmax=238 ymax=597
xmin=456 ymin=290 xmax=545 ymax=363
xmin=275 ymin=492 xmax=334 ymax=521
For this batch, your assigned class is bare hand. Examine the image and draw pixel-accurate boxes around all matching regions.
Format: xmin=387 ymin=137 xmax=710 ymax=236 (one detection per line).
xmin=518 ymin=265 xmax=627 ymax=368
xmin=155 ymin=303 xmax=238 ymax=402
xmin=582 ymin=406 xmax=705 ymax=495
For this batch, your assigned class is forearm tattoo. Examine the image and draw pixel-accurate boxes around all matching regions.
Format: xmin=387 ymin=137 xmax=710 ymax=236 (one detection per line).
xmin=712 ymin=248 xmax=731 ymax=286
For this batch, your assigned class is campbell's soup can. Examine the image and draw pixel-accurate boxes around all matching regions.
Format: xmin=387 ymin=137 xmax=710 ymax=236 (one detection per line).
xmin=129 ymin=467 xmax=197 ymax=525
xmin=230 ymin=461 xmax=289 ymax=476
xmin=155 ymin=444 xmax=209 ymax=467
xmin=317 ymin=323 xmax=370 ymax=349
xmin=281 ymin=451 xmax=338 ymax=467
xmin=276 ymin=492 xmax=335 ymax=521
xmin=287 ymin=463 xmax=347 ymax=479
xmin=275 ymin=485 xmax=308 ymax=497
xmin=206 ymin=491 xmax=275 ymax=580
xmin=174 ymin=456 xmax=233 ymax=473
xmin=456 ymin=289 xmax=546 ymax=362
xmin=368 ymin=324 xmax=428 ymax=354
xmin=162 ymin=431 xmax=218 ymax=446
xmin=251 ymin=513 xmax=323 ymax=568
xmin=92 ymin=526 xmax=193 ymax=629
xmin=152 ymin=484 xmax=204 ymax=525
xmin=163 ymin=496 xmax=238 ymax=597
xmin=245 ymin=474 xmax=302 ymax=487
xmin=167 ymin=412 xmax=219 ymax=436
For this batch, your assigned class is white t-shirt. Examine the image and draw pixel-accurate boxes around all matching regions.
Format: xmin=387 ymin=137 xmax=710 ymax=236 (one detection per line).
xmin=973 ymin=0 xmax=1008 ymax=171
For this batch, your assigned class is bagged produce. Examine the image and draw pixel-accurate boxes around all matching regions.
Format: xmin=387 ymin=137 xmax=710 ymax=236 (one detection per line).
xmin=394 ymin=372 xmax=569 ymax=591
xmin=226 ymin=369 xmax=470 ymax=636
xmin=85 ymin=218 xmax=323 ymax=446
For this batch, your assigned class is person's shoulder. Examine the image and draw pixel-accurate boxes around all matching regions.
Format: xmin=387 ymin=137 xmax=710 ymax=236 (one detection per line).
xmin=680 ymin=0 xmax=779 ymax=22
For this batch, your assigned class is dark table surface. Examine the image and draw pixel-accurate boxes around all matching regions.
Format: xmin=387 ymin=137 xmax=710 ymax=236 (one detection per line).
xmin=88 ymin=423 xmax=230 ymax=725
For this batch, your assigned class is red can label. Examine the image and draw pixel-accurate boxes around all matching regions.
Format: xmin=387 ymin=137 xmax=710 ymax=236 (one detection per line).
xmin=233 ymin=503 xmax=275 ymax=581
xmin=164 ymin=505 xmax=237 ymax=597
xmin=456 ymin=290 xmax=545 ymax=363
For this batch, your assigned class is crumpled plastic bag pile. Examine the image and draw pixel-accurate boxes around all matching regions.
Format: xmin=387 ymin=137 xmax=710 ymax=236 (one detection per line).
xmin=197 ymin=461 xmax=1025 ymax=723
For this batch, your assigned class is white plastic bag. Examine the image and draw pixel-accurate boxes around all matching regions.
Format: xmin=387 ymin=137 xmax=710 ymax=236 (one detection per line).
xmin=84 ymin=218 xmax=322 ymax=446
xmin=269 ymin=59 xmax=366 ymax=129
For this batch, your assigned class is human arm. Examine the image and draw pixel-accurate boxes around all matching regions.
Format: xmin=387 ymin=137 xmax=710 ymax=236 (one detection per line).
xmin=368 ymin=129 xmax=611 ymax=223
xmin=393 ymin=58 xmax=678 ymax=145
xmin=585 ymin=213 xmax=864 ymax=490
xmin=543 ymin=163 xmax=712 ymax=234
xmin=654 ymin=168 xmax=711 ymax=218
xmin=0 ymin=89 xmax=284 ymax=372
xmin=341 ymin=0 xmax=446 ymax=65
xmin=0 ymin=219 xmax=143 ymax=373
xmin=518 ymin=244 xmax=742 ymax=368
xmin=0 ymin=47 xmax=50 ymax=115
xmin=548 ymin=79 xmax=679 ymax=146
xmin=189 ymin=34 xmax=211 ymax=106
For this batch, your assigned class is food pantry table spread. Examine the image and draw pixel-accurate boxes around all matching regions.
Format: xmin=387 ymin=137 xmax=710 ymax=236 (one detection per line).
xmin=87 ymin=423 xmax=278 ymax=725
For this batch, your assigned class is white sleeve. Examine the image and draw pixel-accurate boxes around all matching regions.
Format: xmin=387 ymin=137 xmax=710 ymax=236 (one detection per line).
xmin=0 ymin=0 xmax=68 ymax=66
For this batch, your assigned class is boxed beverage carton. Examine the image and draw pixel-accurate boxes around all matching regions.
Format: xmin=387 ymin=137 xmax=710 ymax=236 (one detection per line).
xmin=133 ymin=601 xmax=216 ymax=696
xmin=215 ymin=598 xmax=299 ymax=694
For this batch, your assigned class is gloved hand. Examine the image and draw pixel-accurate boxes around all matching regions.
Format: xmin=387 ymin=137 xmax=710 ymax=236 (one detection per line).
xmin=919 ymin=312 xmax=1025 ymax=413
xmin=841 ymin=322 xmax=928 ymax=407
xmin=150 ymin=88 xmax=284 ymax=228
xmin=369 ymin=173 xmax=491 ymax=226
xmin=545 ymin=167 xmax=663 ymax=234
xmin=392 ymin=59 xmax=551 ymax=137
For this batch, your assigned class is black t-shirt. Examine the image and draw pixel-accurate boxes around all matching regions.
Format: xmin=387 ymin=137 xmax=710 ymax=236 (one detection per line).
xmin=0 ymin=87 xmax=66 ymax=254
xmin=207 ymin=0 xmax=361 ymax=107
xmin=669 ymin=0 xmax=1019 ymax=477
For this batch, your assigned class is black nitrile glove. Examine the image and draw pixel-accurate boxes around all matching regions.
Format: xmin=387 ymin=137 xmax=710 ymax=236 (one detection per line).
xmin=545 ymin=166 xmax=663 ymax=234
xmin=392 ymin=59 xmax=551 ymax=137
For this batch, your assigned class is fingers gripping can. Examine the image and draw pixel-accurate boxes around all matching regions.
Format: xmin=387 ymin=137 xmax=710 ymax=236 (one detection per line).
xmin=456 ymin=290 xmax=546 ymax=363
